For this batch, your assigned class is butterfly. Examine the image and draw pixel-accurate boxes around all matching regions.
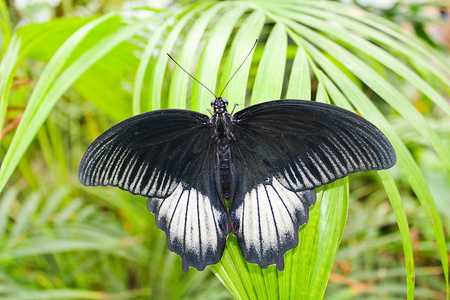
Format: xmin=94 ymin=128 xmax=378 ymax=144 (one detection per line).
xmin=78 ymin=95 xmax=396 ymax=272
xmin=78 ymin=41 xmax=396 ymax=272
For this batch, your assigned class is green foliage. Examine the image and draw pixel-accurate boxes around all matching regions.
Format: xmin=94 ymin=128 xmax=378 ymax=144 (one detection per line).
xmin=0 ymin=0 xmax=448 ymax=299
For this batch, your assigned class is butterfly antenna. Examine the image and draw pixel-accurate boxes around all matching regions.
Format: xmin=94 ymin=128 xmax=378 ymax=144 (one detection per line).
xmin=219 ymin=39 xmax=258 ymax=98
xmin=167 ymin=53 xmax=217 ymax=98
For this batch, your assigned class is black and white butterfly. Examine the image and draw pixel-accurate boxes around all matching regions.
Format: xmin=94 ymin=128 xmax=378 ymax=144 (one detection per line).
xmin=78 ymin=94 xmax=396 ymax=272
xmin=79 ymin=40 xmax=395 ymax=272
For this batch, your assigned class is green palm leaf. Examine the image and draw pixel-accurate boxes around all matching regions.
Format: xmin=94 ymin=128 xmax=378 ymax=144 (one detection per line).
xmin=0 ymin=1 xmax=448 ymax=299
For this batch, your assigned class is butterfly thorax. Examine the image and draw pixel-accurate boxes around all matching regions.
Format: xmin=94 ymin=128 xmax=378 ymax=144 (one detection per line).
xmin=211 ymin=97 xmax=233 ymax=199
xmin=210 ymin=97 xmax=233 ymax=139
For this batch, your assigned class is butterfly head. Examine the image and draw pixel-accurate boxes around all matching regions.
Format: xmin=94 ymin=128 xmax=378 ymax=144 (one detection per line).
xmin=212 ymin=97 xmax=229 ymax=114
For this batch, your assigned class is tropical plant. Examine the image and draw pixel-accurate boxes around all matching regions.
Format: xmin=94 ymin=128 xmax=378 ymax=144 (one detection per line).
xmin=0 ymin=0 xmax=448 ymax=299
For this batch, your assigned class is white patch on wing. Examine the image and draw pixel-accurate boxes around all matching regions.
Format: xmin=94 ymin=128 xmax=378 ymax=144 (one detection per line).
xmin=102 ymin=144 xmax=122 ymax=185
xmin=326 ymin=135 xmax=355 ymax=171
xmin=310 ymin=150 xmax=335 ymax=181
xmin=149 ymin=182 xmax=224 ymax=264
xmin=319 ymin=143 xmax=343 ymax=177
xmin=148 ymin=169 xmax=162 ymax=195
xmin=131 ymin=163 xmax=149 ymax=192
xmin=121 ymin=154 xmax=138 ymax=189
xmin=336 ymin=130 xmax=366 ymax=169
xmin=297 ymin=159 xmax=320 ymax=187
xmin=142 ymin=168 xmax=158 ymax=195
xmin=233 ymin=177 xmax=308 ymax=263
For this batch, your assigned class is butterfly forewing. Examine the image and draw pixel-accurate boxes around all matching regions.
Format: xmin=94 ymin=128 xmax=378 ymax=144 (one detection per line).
xmin=79 ymin=110 xmax=211 ymax=197
xmin=232 ymin=100 xmax=396 ymax=191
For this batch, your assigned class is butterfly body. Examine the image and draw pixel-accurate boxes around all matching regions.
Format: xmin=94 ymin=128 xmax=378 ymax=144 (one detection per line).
xmin=79 ymin=98 xmax=396 ymax=272
xmin=210 ymin=97 xmax=234 ymax=200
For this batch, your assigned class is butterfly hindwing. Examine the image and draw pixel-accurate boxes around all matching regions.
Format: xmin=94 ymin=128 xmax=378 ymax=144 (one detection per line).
xmin=229 ymin=137 xmax=317 ymax=270
xmin=78 ymin=110 xmax=231 ymax=272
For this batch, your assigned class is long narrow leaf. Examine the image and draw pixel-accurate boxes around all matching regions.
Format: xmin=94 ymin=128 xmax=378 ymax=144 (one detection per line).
xmin=192 ymin=4 xmax=248 ymax=113
xmin=167 ymin=3 xmax=226 ymax=109
xmin=0 ymin=34 xmax=21 ymax=136
xmin=148 ymin=2 xmax=213 ymax=110
xmin=0 ymin=13 xmax=158 ymax=193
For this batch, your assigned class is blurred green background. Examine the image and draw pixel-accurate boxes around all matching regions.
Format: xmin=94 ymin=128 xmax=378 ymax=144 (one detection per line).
xmin=0 ymin=0 xmax=449 ymax=299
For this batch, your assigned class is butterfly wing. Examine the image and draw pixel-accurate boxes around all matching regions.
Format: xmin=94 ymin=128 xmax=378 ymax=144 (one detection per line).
xmin=233 ymin=100 xmax=396 ymax=190
xmin=229 ymin=144 xmax=317 ymax=270
xmin=79 ymin=110 xmax=210 ymax=197
xmin=229 ymin=99 xmax=396 ymax=269
xmin=78 ymin=110 xmax=230 ymax=272
xmin=146 ymin=139 xmax=230 ymax=272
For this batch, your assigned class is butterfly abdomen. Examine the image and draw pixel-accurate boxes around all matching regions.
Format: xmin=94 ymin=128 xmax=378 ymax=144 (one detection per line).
xmin=218 ymin=141 xmax=232 ymax=199
xmin=211 ymin=110 xmax=234 ymax=200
